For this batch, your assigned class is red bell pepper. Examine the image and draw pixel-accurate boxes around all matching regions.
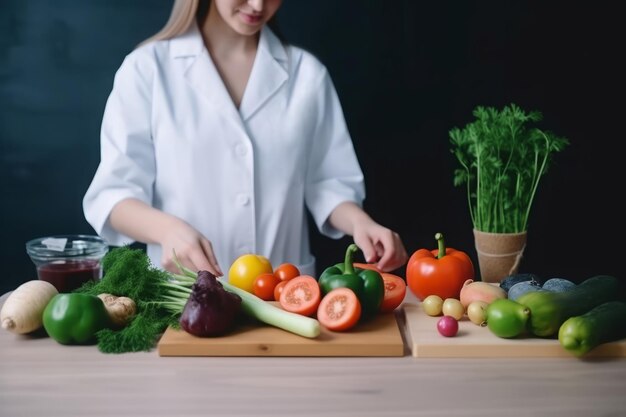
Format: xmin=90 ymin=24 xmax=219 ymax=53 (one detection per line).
xmin=406 ymin=233 xmax=474 ymax=301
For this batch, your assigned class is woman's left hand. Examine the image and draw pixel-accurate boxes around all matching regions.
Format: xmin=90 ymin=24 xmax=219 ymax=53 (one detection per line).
xmin=329 ymin=201 xmax=408 ymax=272
xmin=352 ymin=224 xmax=408 ymax=272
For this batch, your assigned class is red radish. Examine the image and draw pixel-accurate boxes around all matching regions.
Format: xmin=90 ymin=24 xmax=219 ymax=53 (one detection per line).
xmin=437 ymin=315 xmax=459 ymax=337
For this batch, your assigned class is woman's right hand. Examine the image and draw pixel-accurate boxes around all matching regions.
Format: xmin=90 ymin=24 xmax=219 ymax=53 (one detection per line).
xmin=109 ymin=198 xmax=223 ymax=276
xmin=158 ymin=219 xmax=223 ymax=277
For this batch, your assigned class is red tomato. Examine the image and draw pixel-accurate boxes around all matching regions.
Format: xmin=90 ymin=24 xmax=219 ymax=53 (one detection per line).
xmin=273 ymin=280 xmax=288 ymax=301
xmin=274 ymin=263 xmax=300 ymax=282
xmin=379 ymin=273 xmax=407 ymax=313
xmin=317 ymin=288 xmax=361 ymax=332
xmin=279 ymin=275 xmax=321 ymax=317
xmin=253 ymin=273 xmax=282 ymax=301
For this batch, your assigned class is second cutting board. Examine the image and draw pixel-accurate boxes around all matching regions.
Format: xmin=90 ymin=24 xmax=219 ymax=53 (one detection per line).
xmin=401 ymin=295 xmax=626 ymax=358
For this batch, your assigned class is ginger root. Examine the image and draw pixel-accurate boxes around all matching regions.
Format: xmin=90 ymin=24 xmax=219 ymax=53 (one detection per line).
xmin=97 ymin=293 xmax=137 ymax=327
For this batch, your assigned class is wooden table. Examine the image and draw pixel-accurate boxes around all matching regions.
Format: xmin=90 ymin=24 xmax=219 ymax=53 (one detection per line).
xmin=1 ymin=293 xmax=625 ymax=417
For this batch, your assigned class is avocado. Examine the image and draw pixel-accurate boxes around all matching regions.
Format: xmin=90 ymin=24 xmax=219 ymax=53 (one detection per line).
xmin=499 ymin=273 xmax=544 ymax=293
xmin=508 ymin=281 xmax=543 ymax=301
xmin=542 ymin=278 xmax=577 ymax=292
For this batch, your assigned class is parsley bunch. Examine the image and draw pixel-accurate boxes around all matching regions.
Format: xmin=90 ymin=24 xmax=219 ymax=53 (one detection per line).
xmin=450 ymin=104 xmax=569 ymax=233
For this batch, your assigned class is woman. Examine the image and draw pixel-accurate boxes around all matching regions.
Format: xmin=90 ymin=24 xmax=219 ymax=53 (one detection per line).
xmin=83 ymin=0 xmax=408 ymax=278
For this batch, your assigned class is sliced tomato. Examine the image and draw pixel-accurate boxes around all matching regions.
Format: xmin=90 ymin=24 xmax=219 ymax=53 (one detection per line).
xmin=279 ymin=275 xmax=321 ymax=317
xmin=274 ymin=263 xmax=300 ymax=282
xmin=317 ymin=288 xmax=361 ymax=332
xmin=253 ymin=272 xmax=281 ymax=301
xmin=379 ymin=273 xmax=407 ymax=313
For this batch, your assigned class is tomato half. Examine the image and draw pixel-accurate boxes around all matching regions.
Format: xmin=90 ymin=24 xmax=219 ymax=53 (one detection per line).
xmin=274 ymin=263 xmax=300 ymax=282
xmin=253 ymin=273 xmax=281 ymax=301
xmin=379 ymin=273 xmax=407 ymax=313
xmin=279 ymin=275 xmax=321 ymax=317
xmin=317 ymin=288 xmax=361 ymax=332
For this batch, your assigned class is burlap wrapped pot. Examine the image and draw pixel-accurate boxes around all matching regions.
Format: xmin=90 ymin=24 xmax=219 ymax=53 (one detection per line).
xmin=473 ymin=229 xmax=527 ymax=283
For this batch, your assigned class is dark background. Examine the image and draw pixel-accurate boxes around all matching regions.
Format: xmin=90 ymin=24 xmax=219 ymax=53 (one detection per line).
xmin=1 ymin=1 xmax=624 ymax=295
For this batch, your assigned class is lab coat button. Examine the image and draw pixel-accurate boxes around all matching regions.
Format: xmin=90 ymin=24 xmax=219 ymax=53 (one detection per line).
xmin=235 ymin=143 xmax=247 ymax=156
xmin=236 ymin=194 xmax=250 ymax=206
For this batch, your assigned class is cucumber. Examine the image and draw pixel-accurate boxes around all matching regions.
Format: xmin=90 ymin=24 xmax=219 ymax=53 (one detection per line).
xmin=516 ymin=275 xmax=619 ymax=337
xmin=558 ymin=301 xmax=626 ymax=357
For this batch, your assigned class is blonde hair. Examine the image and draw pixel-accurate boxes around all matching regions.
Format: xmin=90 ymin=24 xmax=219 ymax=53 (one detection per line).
xmin=138 ymin=0 xmax=205 ymax=47
xmin=137 ymin=0 xmax=284 ymax=48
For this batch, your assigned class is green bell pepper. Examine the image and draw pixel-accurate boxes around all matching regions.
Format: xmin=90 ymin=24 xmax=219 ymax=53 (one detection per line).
xmin=43 ymin=293 xmax=111 ymax=345
xmin=318 ymin=244 xmax=384 ymax=319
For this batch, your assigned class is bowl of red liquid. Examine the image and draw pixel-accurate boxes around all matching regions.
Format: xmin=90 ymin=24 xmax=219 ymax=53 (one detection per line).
xmin=26 ymin=235 xmax=109 ymax=293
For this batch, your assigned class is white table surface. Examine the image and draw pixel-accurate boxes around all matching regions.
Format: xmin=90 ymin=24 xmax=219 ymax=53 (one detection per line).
xmin=1 ymin=292 xmax=625 ymax=417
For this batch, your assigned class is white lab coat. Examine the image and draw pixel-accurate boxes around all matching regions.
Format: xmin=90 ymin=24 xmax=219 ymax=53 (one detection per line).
xmin=83 ymin=23 xmax=365 ymax=276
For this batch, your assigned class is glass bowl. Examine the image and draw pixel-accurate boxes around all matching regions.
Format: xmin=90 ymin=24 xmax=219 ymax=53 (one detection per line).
xmin=26 ymin=235 xmax=109 ymax=293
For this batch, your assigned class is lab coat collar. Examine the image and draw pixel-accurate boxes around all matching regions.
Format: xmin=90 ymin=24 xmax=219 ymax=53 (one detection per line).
xmin=169 ymin=22 xmax=205 ymax=58
xmin=240 ymin=26 xmax=288 ymax=120
xmin=171 ymin=22 xmax=288 ymax=123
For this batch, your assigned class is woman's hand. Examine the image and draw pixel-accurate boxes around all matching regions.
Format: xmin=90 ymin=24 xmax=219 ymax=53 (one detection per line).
xmin=158 ymin=220 xmax=223 ymax=277
xmin=352 ymin=224 xmax=408 ymax=272
xmin=329 ymin=202 xmax=408 ymax=272
xmin=109 ymin=198 xmax=223 ymax=276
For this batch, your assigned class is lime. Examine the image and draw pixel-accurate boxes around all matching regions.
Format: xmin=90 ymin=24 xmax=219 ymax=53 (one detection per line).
xmin=485 ymin=298 xmax=530 ymax=338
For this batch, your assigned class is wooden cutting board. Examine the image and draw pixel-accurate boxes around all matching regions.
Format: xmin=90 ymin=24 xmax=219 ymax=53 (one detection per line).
xmin=157 ymin=309 xmax=405 ymax=357
xmin=401 ymin=298 xmax=626 ymax=358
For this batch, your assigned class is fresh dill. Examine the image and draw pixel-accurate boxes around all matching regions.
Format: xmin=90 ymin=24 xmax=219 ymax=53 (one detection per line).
xmin=76 ymin=246 xmax=194 ymax=353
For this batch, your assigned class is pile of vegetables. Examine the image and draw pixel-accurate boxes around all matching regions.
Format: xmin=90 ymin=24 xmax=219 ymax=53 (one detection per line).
xmin=226 ymin=244 xmax=406 ymax=333
xmin=1 ymin=244 xmax=409 ymax=353
xmin=4 ymin=243 xmax=622 ymax=358
xmin=0 ymin=247 xmax=210 ymax=351
xmin=484 ymin=274 xmax=626 ymax=357
xmin=416 ymin=267 xmax=626 ymax=356
xmin=71 ymin=246 xmax=321 ymax=353
xmin=0 ymin=278 xmax=137 ymax=345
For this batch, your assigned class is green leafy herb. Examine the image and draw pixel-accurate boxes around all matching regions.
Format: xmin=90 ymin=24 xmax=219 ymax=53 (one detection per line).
xmin=450 ymin=103 xmax=569 ymax=233
xmin=76 ymin=246 xmax=195 ymax=353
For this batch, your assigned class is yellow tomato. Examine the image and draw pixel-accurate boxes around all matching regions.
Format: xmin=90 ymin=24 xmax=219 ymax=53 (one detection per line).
xmin=228 ymin=254 xmax=273 ymax=293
